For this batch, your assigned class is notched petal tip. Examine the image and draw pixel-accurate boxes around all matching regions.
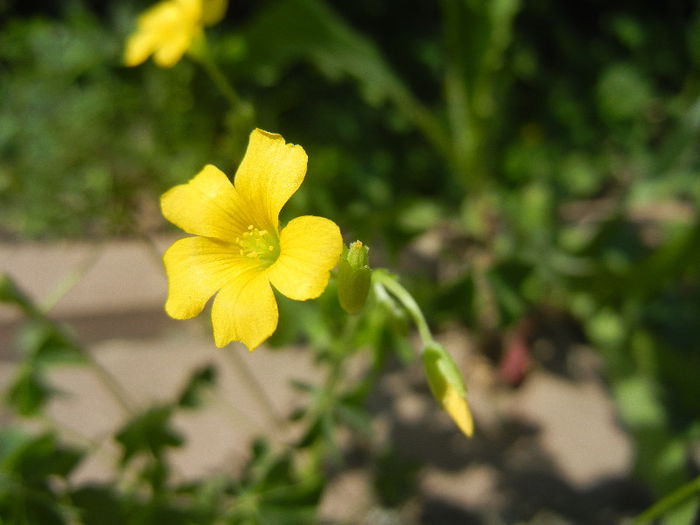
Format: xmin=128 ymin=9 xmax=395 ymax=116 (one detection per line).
xmin=211 ymin=273 xmax=279 ymax=352
xmin=251 ymin=128 xmax=282 ymax=140
xmin=233 ymin=129 xmax=308 ymax=230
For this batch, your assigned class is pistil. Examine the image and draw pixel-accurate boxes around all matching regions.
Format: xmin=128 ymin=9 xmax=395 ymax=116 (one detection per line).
xmin=235 ymin=225 xmax=280 ymax=265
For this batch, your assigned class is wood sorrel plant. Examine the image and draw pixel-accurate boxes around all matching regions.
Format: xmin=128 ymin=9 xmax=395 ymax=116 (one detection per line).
xmin=159 ymin=128 xmax=474 ymax=437
xmin=124 ymin=1 xmax=475 ymax=434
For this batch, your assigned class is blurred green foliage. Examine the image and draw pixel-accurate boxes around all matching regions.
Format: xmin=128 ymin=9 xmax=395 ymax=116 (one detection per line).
xmin=1 ymin=0 xmax=700 ymax=522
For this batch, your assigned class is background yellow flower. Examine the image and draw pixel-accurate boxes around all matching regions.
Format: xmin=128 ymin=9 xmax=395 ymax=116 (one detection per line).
xmin=161 ymin=129 xmax=343 ymax=350
xmin=124 ymin=0 xmax=227 ymax=68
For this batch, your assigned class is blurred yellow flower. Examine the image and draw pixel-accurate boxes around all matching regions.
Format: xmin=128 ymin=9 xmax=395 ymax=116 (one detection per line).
xmin=441 ymin=382 xmax=474 ymax=437
xmin=161 ymin=129 xmax=343 ymax=350
xmin=422 ymin=342 xmax=474 ymax=437
xmin=124 ymin=0 xmax=227 ymax=68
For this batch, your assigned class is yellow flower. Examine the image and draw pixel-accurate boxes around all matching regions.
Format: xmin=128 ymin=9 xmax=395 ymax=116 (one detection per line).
xmin=161 ymin=129 xmax=343 ymax=350
xmin=422 ymin=342 xmax=474 ymax=437
xmin=124 ymin=0 xmax=227 ymax=68
xmin=440 ymin=383 xmax=474 ymax=437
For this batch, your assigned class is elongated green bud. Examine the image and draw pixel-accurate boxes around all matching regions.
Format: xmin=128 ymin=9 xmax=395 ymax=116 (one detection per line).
xmin=422 ymin=341 xmax=473 ymax=437
xmin=337 ymin=241 xmax=371 ymax=314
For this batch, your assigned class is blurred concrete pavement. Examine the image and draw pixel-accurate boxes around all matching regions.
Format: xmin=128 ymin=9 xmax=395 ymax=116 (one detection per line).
xmin=0 ymin=238 xmax=638 ymax=522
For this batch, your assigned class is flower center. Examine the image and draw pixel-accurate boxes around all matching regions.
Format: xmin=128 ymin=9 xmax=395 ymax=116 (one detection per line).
xmin=235 ymin=225 xmax=279 ymax=266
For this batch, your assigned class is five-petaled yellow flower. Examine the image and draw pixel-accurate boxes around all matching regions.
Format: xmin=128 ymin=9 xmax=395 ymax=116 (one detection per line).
xmin=124 ymin=0 xmax=227 ymax=68
xmin=161 ymin=129 xmax=343 ymax=350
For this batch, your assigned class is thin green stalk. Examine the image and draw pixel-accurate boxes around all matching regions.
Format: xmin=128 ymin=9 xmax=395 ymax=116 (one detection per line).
xmin=633 ymin=474 xmax=700 ymax=524
xmin=37 ymin=245 xmax=136 ymax=416
xmin=208 ymin=387 xmax=267 ymax=435
xmin=193 ymin=48 xmax=242 ymax=109
xmin=39 ymin=414 xmax=123 ymax=475
xmin=82 ymin=349 xmax=136 ymax=416
xmin=224 ymin=348 xmax=282 ymax=427
xmin=389 ymin=85 xmax=454 ymax=166
xmin=373 ymin=270 xmax=434 ymax=348
xmin=40 ymin=244 xmax=104 ymax=314
xmin=441 ymin=0 xmax=476 ymax=181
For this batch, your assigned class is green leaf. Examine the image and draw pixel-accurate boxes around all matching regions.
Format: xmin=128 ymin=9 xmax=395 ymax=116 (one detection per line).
xmin=262 ymin=475 xmax=324 ymax=508
xmin=0 ymin=425 xmax=33 ymax=464
xmin=241 ymin=0 xmax=447 ymax=154
xmin=289 ymin=380 xmax=318 ymax=394
xmin=177 ymin=363 xmax=217 ymax=409
xmin=335 ymin=402 xmax=373 ymax=436
xmin=0 ymin=429 xmax=83 ymax=525
xmin=295 ymin=417 xmax=323 ymax=449
xmin=596 ymin=63 xmax=652 ymax=122
xmin=0 ymin=273 xmax=39 ymax=315
xmin=2 ymin=432 xmax=82 ymax=485
xmin=614 ymin=376 xmax=666 ymax=428
xmin=115 ymin=405 xmax=183 ymax=464
xmin=5 ymin=364 xmax=54 ymax=416
xmin=243 ymin=0 xmax=409 ymax=105
xmin=16 ymin=319 xmax=87 ymax=366
xmin=70 ymin=486 xmax=126 ymax=525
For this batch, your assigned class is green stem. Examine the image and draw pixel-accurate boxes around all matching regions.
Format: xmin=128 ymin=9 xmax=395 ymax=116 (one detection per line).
xmin=82 ymin=349 xmax=136 ymax=416
xmin=193 ymin=47 xmax=242 ymax=109
xmin=390 ymin=86 xmax=454 ymax=165
xmin=209 ymin=388 xmax=266 ymax=434
xmin=441 ymin=0 xmax=477 ymax=183
xmin=633 ymin=474 xmax=700 ymax=524
xmin=36 ymin=245 xmax=136 ymax=416
xmin=40 ymin=244 xmax=104 ymax=314
xmin=224 ymin=349 xmax=282 ymax=427
xmin=373 ymin=270 xmax=435 ymax=348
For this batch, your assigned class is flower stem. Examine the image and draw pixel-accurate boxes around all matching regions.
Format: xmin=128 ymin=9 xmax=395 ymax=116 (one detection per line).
xmin=40 ymin=244 xmax=104 ymax=314
xmin=37 ymin=246 xmax=136 ymax=416
xmin=632 ymin=474 xmax=700 ymax=524
xmin=372 ymin=270 xmax=435 ymax=348
xmin=83 ymin=349 xmax=136 ymax=416
xmin=193 ymin=48 xmax=242 ymax=109
xmin=224 ymin=348 xmax=282 ymax=427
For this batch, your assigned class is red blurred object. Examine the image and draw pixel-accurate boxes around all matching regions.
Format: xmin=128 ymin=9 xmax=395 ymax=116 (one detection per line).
xmin=500 ymin=328 xmax=532 ymax=387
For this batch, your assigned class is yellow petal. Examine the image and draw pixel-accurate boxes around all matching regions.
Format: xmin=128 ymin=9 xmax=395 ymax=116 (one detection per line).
xmin=137 ymin=1 xmax=177 ymax=31
xmin=175 ymin=0 xmax=202 ymax=19
xmin=125 ymin=0 xmax=201 ymax=67
xmin=268 ymin=216 xmax=343 ymax=301
xmin=124 ymin=31 xmax=156 ymax=66
xmin=161 ymin=164 xmax=255 ymax=242
xmin=163 ymin=236 xmax=256 ymax=319
xmin=442 ymin=385 xmax=474 ymax=437
xmin=234 ymin=129 xmax=307 ymax=231
xmin=202 ymin=0 xmax=228 ymax=25
xmin=211 ymin=270 xmax=278 ymax=350
xmin=153 ymin=28 xmax=197 ymax=67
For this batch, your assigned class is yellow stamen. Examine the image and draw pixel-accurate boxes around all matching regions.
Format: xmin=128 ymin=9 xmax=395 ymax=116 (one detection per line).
xmin=235 ymin=226 xmax=280 ymax=265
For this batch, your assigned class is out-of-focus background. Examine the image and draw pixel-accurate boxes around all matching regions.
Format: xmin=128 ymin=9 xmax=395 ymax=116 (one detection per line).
xmin=1 ymin=1 xmax=699 ymax=523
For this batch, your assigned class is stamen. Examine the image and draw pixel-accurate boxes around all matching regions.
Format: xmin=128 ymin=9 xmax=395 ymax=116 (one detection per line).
xmin=235 ymin=225 xmax=280 ymax=265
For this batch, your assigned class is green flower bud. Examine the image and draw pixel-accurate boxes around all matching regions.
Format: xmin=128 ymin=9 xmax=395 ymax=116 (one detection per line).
xmin=422 ymin=341 xmax=473 ymax=437
xmin=337 ymin=241 xmax=371 ymax=314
